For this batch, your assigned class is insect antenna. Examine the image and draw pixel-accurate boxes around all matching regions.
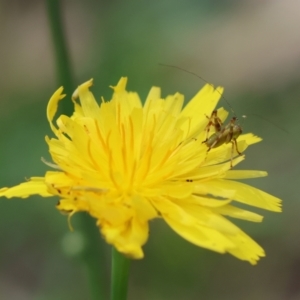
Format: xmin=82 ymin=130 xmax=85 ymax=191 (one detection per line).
xmin=251 ymin=113 xmax=288 ymax=134
xmin=159 ymin=63 xmax=237 ymax=117
xmin=159 ymin=63 xmax=289 ymax=134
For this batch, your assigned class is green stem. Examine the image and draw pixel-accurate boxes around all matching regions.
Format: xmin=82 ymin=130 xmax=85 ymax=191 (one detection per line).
xmin=80 ymin=214 xmax=108 ymax=299
xmin=46 ymin=0 xmax=73 ymax=105
xmin=111 ymin=248 xmax=130 ymax=300
xmin=46 ymin=1 xmax=107 ymax=299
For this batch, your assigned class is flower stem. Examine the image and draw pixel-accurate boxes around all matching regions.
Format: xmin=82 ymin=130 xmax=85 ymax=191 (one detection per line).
xmin=111 ymin=248 xmax=130 ymax=300
xmin=80 ymin=214 xmax=108 ymax=299
xmin=46 ymin=1 xmax=107 ymax=299
xmin=45 ymin=0 xmax=73 ymax=99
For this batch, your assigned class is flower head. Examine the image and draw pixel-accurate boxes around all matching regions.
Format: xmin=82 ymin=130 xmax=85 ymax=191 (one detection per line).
xmin=0 ymin=78 xmax=281 ymax=264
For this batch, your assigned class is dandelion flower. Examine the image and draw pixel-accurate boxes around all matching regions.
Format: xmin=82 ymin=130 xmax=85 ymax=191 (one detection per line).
xmin=0 ymin=78 xmax=281 ymax=264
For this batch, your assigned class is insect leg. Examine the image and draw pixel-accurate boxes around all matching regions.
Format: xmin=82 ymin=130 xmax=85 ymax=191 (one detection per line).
xmin=229 ymin=138 xmax=242 ymax=167
xmin=203 ymin=110 xmax=223 ymax=142
xmin=232 ymin=138 xmax=242 ymax=155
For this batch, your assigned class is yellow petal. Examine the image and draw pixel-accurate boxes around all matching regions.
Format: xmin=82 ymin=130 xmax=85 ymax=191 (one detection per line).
xmin=225 ymin=170 xmax=268 ymax=179
xmin=226 ymin=232 xmax=265 ymax=265
xmin=131 ymin=195 xmax=158 ymax=221
xmin=100 ymin=217 xmax=148 ymax=259
xmin=57 ymin=198 xmax=89 ymax=213
xmin=73 ymin=79 xmax=102 ymax=119
xmin=204 ymin=179 xmax=282 ymax=212
xmin=180 ymin=84 xmax=223 ymax=137
xmin=0 ymin=178 xmax=52 ymax=198
xmin=164 ymin=215 xmax=234 ymax=253
xmin=46 ymin=87 xmax=65 ymax=135
xmin=110 ymin=77 xmax=128 ymax=93
xmin=213 ymin=205 xmax=263 ymax=222
xmin=239 ymin=133 xmax=262 ymax=145
xmin=164 ymin=93 xmax=184 ymax=117
xmin=152 ymin=198 xmax=235 ymax=251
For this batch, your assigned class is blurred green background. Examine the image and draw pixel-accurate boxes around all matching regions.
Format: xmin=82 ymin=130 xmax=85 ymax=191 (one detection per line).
xmin=0 ymin=0 xmax=299 ymax=299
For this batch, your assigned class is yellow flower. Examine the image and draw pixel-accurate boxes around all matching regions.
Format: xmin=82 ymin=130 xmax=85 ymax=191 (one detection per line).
xmin=0 ymin=78 xmax=281 ymax=264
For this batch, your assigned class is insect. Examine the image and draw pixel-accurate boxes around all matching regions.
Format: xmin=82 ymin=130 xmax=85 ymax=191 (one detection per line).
xmin=159 ymin=63 xmax=243 ymax=167
xmin=203 ymin=110 xmax=243 ymax=167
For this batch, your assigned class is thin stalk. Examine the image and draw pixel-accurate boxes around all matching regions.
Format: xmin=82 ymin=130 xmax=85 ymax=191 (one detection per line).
xmin=46 ymin=0 xmax=73 ymax=99
xmin=111 ymin=247 xmax=130 ymax=300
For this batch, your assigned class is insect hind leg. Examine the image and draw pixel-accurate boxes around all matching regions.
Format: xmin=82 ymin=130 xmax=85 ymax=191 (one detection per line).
xmin=203 ymin=110 xmax=223 ymax=143
xmin=230 ymin=138 xmax=242 ymax=168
